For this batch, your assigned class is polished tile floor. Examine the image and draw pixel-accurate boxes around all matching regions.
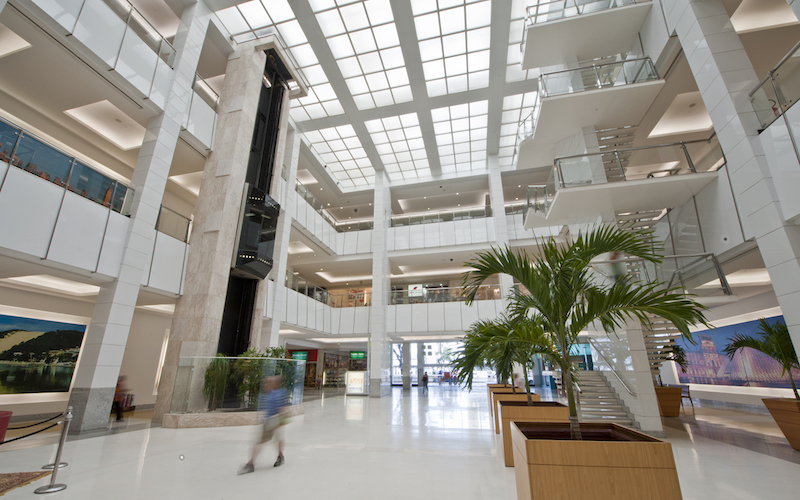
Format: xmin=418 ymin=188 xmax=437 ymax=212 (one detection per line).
xmin=1 ymin=386 xmax=798 ymax=499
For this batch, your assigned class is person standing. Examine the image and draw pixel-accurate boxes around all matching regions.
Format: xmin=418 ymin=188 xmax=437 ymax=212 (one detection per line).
xmin=112 ymin=376 xmax=129 ymax=422
xmin=239 ymin=376 xmax=289 ymax=474
xmin=421 ymin=372 xmax=428 ymax=395
xmin=513 ymin=373 xmax=525 ymax=390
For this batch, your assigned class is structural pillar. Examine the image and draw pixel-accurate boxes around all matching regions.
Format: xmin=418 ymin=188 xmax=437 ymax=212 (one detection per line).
xmin=667 ymin=0 xmax=800 ymax=351
xmin=153 ymin=39 xmax=287 ymax=423
xmin=67 ymin=3 xmax=210 ymax=433
xmin=487 ymin=156 xmax=514 ymax=303
xmin=369 ymin=171 xmax=391 ymax=397
xmin=402 ymin=342 xmax=411 ymax=390
xmin=417 ymin=342 xmax=425 ymax=386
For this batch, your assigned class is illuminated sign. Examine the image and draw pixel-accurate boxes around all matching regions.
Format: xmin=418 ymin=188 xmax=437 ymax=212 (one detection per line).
xmin=350 ymin=351 xmax=366 ymax=360
xmin=291 ymin=351 xmax=308 ymax=360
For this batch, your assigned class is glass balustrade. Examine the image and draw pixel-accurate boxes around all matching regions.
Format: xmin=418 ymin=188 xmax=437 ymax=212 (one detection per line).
xmin=100 ymin=0 xmax=176 ymax=66
xmin=749 ymin=40 xmax=800 ymax=130
xmin=192 ymin=74 xmax=220 ymax=111
xmin=524 ymin=0 xmax=640 ymax=27
xmin=169 ymin=356 xmax=305 ymax=415
xmin=525 ymin=185 xmax=550 ymax=218
xmin=390 ymin=285 xmax=501 ymax=305
xmin=552 ymin=136 xmax=724 ymax=190
xmin=156 ymin=206 xmax=192 ymax=243
xmin=0 ymin=117 xmax=134 ymax=216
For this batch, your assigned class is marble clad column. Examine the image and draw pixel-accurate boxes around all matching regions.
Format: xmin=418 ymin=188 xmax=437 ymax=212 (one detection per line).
xmin=369 ymin=171 xmax=391 ymax=397
xmin=417 ymin=342 xmax=425 ymax=388
xmin=666 ymin=0 xmax=800 ymax=351
xmin=263 ymin=126 xmax=302 ymax=348
xmin=67 ymin=3 xmax=210 ymax=433
xmin=402 ymin=342 xmax=411 ymax=390
xmin=153 ymin=40 xmax=271 ymax=423
xmin=487 ymin=156 xmax=514 ymax=305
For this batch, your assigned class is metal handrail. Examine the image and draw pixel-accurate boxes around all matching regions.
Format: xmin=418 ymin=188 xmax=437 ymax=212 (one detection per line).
xmin=539 ymin=57 xmax=658 ymax=97
xmin=525 ymin=0 xmax=640 ymax=26
xmin=749 ymin=38 xmax=800 ymax=99
xmin=586 ymin=338 xmax=637 ymax=396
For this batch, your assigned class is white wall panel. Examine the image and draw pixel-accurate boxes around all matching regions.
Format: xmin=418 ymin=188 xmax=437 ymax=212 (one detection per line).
xmin=409 ymin=225 xmax=425 ymax=249
xmin=353 ymin=307 xmax=370 ymax=333
xmin=427 ymin=303 xmax=445 ymax=331
xmin=335 ymin=232 xmax=345 ymax=255
xmin=411 ymin=303 xmax=428 ymax=332
xmin=96 ymin=211 xmax=129 ymax=277
xmin=339 ymin=307 xmax=355 ymax=334
xmin=0 ymin=168 xmax=62 ymax=258
xmin=357 ymin=229 xmax=372 ymax=253
xmin=476 ymin=300 xmax=498 ymax=321
xmin=694 ymin=168 xmax=744 ymax=255
xmin=343 ymin=231 xmax=358 ymax=254
xmin=454 ymin=220 xmax=471 ymax=245
xmin=305 ymin=295 xmax=315 ymax=330
xmin=444 ymin=302 xmax=462 ymax=331
xmin=762 ymin=108 xmax=800 ymax=222
xmin=47 ymin=192 xmax=108 ymax=270
xmin=469 ymin=218 xmax=488 ymax=243
xmin=395 ymin=304 xmax=412 ymax=332
xmin=329 ymin=307 xmax=341 ymax=335
xmin=440 ymin=221 xmax=455 ymax=246
xmin=387 ymin=225 xmax=395 ymax=251
xmin=0 ymin=162 xmax=8 ymax=187
xmin=424 ymin=223 xmax=440 ymax=247
xmin=461 ymin=302 xmax=479 ymax=329
xmin=116 ymin=29 xmax=158 ymax=96
xmin=315 ymin=300 xmax=324 ymax=331
xmin=72 ymin=0 xmax=126 ymax=68
xmin=286 ymin=289 xmax=298 ymax=325
xmin=147 ymin=233 xmax=186 ymax=294
xmin=323 ymin=304 xmax=332 ymax=333
xmin=386 ymin=304 xmax=397 ymax=333
xmin=297 ymin=293 xmax=308 ymax=328
xmin=264 ymin=280 xmax=274 ymax=319
xmin=485 ymin=217 xmax=496 ymax=241
xmin=393 ymin=225 xmax=409 ymax=250
xmin=296 ymin=198 xmax=307 ymax=229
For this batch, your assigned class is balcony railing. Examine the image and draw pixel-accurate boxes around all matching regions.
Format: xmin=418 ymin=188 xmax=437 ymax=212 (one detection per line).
xmin=518 ymin=58 xmax=658 ymax=145
xmin=156 ymin=206 xmax=192 ymax=243
xmin=591 ymin=253 xmax=733 ymax=299
xmin=101 ymin=0 xmax=176 ymax=66
xmin=391 ymin=207 xmax=492 ymax=227
xmin=749 ymin=39 xmax=800 ymax=130
xmin=0 ymin=117 xmax=133 ymax=215
xmin=390 ymin=285 xmax=501 ymax=304
xmin=524 ymin=0 xmax=640 ymax=27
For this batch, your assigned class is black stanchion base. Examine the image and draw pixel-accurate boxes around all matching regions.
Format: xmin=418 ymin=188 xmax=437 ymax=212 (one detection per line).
xmin=35 ymin=484 xmax=67 ymax=494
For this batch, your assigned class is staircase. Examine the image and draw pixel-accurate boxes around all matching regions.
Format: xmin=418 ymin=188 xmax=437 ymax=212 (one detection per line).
xmin=577 ymin=370 xmax=636 ymax=427
xmin=643 ymin=314 xmax=682 ymax=380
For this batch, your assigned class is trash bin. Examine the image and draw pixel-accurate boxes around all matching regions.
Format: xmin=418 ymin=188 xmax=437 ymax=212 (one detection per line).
xmin=0 ymin=411 xmax=12 ymax=443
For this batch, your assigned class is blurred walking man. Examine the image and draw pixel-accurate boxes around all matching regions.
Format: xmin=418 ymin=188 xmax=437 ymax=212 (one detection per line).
xmin=238 ymin=376 xmax=289 ymax=474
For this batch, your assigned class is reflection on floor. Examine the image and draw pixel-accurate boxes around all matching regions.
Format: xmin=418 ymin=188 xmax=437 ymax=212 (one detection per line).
xmin=0 ymin=386 xmax=797 ymax=499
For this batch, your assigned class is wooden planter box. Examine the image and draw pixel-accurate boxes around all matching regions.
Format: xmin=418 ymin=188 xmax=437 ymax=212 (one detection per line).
xmin=763 ymin=398 xmax=800 ymax=451
xmin=487 ymin=386 xmax=517 ymax=420
xmin=493 ymin=393 xmax=541 ymax=433
xmin=499 ymin=401 xmax=568 ymax=467
xmin=655 ymin=387 xmax=683 ymax=417
xmin=511 ymin=422 xmax=682 ymax=500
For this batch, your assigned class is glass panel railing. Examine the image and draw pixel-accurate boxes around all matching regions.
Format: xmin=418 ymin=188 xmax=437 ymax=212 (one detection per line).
xmin=505 ymin=203 xmax=526 ymax=215
xmin=101 ymin=0 xmax=176 ymax=66
xmin=591 ymin=253 xmax=732 ymax=299
xmin=391 ymin=206 xmax=492 ymax=227
xmin=517 ymin=98 xmax=541 ymax=144
xmin=0 ymin=117 xmax=134 ymax=216
xmin=540 ymin=57 xmax=658 ymax=97
xmin=525 ymin=0 xmax=639 ymax=26
xmin=390 ymin=285 xmax=501 ymax=304
xmin=750 ymin=40 xmax=800 ymax=130
xmin=169 ymin=356 xmax=305 ymax=414
xmin=552 ymin=137 xmax=725 ymax=189
xmin=192 ymin=74 xmax=220 ymax=111
xmin=525 ymin=185 xmax=549 ymax=219
xmin=157 ymin=206 xmax=192 ymax=242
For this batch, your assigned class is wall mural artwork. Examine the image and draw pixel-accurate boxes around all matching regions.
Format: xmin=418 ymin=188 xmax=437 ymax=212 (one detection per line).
xmin=0 ymin=314 xmax=86 ymax=394
xmin=676 ymin=315 xmax=800 ymax=388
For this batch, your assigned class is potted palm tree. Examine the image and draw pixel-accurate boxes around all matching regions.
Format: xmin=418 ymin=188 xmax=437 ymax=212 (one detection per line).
xmin=654 ymin=344 xmax=689 ymax=417
xmin=454 ymin=315 xmax=569 ymax=467
xmin=462 ymin=225 xmax=708 ymax=498
xmin=724 ymin=318 xmax=800 ymax=450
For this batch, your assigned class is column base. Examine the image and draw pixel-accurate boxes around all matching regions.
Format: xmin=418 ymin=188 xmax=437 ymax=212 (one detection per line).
xmin=67 ymin=387 xmax=115 ymax=434
xmin=402 ymin=376 xmax=411 ymax=390
xmin=369 ymin=378 xmax=391 ymax=397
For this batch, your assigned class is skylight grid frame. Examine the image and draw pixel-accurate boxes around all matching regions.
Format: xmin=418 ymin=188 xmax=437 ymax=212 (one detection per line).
xmin=365 ymin=113 xmax=431 ymax=182
xmin=498 ymin=91 xmax=538 ymax=167
xmin=413 ymin=0 xmax=493 ymax=97
xmin=304 ymin=125 xmax=375 ymax=189
xmin=315 ymin=0 xmax=413 ymax=110
xmin=506 ymin=0 xmax=538 ymax=83
xmin=431 ymin=100 xmax=490 ymax=174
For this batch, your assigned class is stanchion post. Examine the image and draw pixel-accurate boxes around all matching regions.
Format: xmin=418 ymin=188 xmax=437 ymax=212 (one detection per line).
xmin=35 ymin=406 xmax=71 ymax=494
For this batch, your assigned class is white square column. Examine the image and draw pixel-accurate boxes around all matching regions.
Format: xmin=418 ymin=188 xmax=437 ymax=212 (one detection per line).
xmin=369 ymin=171 xmax=391 ymax=397
xmin=67 ymin=2 xmax=211 ymax=433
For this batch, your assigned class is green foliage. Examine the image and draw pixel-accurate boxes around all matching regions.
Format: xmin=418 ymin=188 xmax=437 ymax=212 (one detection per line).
xmin=461 ymin=224 xmax=709 ymax=418
xmin=202 ymin=354 xmax=230 ymax=410
xmin=724 ymin=318 xmax=799 ymax=400
xmin=231 ymin=347 xmax=298 ymax=408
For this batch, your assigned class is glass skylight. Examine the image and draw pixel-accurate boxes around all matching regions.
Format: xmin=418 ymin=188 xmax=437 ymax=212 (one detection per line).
xmin=431 ymin=100 xmax=489 ymax=174
xmin=315 ymin=0 xmax=413 ymax=110
xmin=507 ymin=0 xmax=538 ymax=83
xmin=303 ymin=126 xmax=374 ymax=189
xmin=216 ymin=1 xmax=342 ymax=122
xmin=365 ymin=113 xmax=431 ymax=182
xmin=498 ymin=91 xmax=537 ymax=167
xmin=412 ymin=0 xmax=492 ymax=97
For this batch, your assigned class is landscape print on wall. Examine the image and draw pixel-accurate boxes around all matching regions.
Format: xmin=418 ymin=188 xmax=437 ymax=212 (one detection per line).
xmin=0 ymin=314 xmax=86 ymax=394
xmin=676 ymin=315 xmax=800 ymax=388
